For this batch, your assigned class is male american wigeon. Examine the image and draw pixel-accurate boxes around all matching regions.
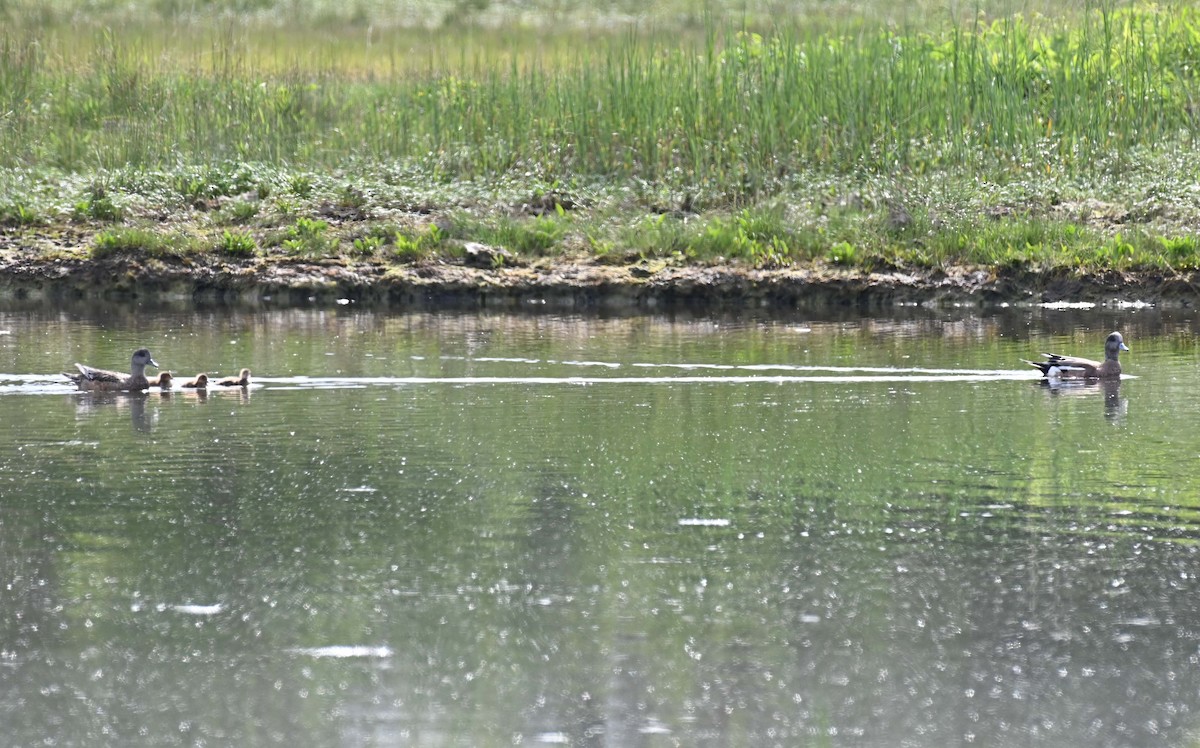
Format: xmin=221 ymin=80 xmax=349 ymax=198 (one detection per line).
xmin=63 ymin=348 xmax=159 ymax=391
xmin=215 ymin=368 xmax=251 ymax=387
xmin=181 ymin=373 xmax=209 ymax=389
xmin=1023 ymin=331 xmax=1129 ymax=380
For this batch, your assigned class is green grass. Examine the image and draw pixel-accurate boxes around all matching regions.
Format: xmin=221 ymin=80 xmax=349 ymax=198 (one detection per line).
xmin=73 ymin=183 xmax=124 ymax=223
xmin=457 ymin=211 xmax=571 ymax=257
xmin=3 ymin=5 xmax=1199 ymax=186
xmin=218 ymin=200 xmax=259 ymax=225
xmin=0 ymin=0 xmax=1073 ymax=36
xmin=3 ymin=155 xmax=1200 ymax=273
xmin=278 ymin=216 xmax=334 ymax=256
xmin=217 ymin=229 xmax=257 ymax=257
xmin=392 ymin=225 xmax=450 ymax=264
xmin=0 ymin=201 xmax=40 ymax=227
xmin=91 ymin=226 xmax=201 ymax=259
xmin=3 ymin=2 xmax=1200 ymax=276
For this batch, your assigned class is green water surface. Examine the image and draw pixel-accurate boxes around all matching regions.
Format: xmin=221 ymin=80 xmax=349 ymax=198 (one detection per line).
xmin=1 ymin=303 xmax=1199 ymax=747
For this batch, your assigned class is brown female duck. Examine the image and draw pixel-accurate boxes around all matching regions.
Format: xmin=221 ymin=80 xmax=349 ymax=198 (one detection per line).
xmin=63 ymin=348 xmax=160 ymax=391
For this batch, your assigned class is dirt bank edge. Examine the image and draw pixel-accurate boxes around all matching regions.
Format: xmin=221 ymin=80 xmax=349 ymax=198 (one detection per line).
xmin=1 ymin=254 xmax=1194 ymax=310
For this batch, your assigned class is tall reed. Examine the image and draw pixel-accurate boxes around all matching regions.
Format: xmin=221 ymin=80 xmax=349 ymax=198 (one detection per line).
xmin=0 ymin=5 xmax=1196 ymax=192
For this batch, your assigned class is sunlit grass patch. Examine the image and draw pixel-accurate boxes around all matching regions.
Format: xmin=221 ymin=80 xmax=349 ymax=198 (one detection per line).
xmin=0 ymin=201 xmax=41 ymax=227
xmin=217 ymin=229 xmax=257 ymax=257
xmin=608 ymin=214 xmax=697 ymax=262
xmin=4 ymin=4 xmax=1200 ymax=192
xmin=1158 ymin=236 xmax=1200 ymax=270
xmin=685 ymin=205 xmax=797 ymax=267
xmin=218 ymin=200 xmax=260 ymax=226
xmin=92 ymin=226 xmax=200 ymax=260
xmin=278 ymin=216 xmax=335 ymax=257
xmin=392 ymin=224 xmax=450 ymax=264
xmin=72 ymin=183 xmax=124 ymax=223
xmin=455 ymin=210 xmax=572 ymax=257
xmin=171 ymin=163 xmax=261 ymax=209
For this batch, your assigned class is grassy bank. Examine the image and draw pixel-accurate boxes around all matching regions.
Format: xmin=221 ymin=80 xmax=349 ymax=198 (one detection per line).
xmin=2 ymin=1 xmax=1200 ymax=276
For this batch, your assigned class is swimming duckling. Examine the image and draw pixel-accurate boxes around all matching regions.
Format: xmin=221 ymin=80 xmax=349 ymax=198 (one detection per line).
xmin=181 ymin=373 xmax=209 ymax=389
xmin=215 ymin=368 xmax=251 ymax=387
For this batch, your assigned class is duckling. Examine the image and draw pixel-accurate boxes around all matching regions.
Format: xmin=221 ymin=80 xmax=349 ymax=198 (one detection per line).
xmin=148 ymin=371 xmax=174 ymax=389
xmin=215 ymin=368 xmax=251 ymax=387
xmin=63 ymin=348 xmax=159 ymax=391
xmin=181 ymin=373 xmax=209 ymax=389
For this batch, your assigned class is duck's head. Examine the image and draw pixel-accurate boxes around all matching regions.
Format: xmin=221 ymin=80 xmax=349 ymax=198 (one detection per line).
xmin=132 ymin=348 xmax=159 ymax=369
xmin=1106 ymin=332 xmax=1129 ymax=357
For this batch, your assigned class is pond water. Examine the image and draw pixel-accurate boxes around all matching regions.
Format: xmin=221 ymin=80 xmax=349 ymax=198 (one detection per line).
xmin=2 ymin=301 xmax=1200 ymax=747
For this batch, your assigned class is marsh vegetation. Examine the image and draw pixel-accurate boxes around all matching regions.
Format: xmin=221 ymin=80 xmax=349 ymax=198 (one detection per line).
xmin=2 ymin=0 xmax=1200 ymax=280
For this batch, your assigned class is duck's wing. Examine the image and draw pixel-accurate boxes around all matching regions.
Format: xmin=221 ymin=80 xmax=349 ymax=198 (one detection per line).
xmin=1022 ymin=358 xmax=1057 ymax=376
xmin=1041 ymin=353 xmax=1101 ymax=369
xmin=1022 ymin=353 xmax=1100 ymax=377
xmin=73 ymin=363 xmax=126 ymax=383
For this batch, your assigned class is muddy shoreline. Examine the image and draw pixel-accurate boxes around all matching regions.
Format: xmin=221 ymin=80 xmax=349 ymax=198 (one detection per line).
xmin=0 ymin=254 xmax=1195 ymax=311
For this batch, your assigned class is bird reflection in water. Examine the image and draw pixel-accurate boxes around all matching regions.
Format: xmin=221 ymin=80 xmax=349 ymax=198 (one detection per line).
xmin=72 ymin=391 xmax=156 ymax=432
xmin=71 ymin=386 xmax=216 ymax=432
xmin=1040 ymin=377 xmax=1127 ymax=421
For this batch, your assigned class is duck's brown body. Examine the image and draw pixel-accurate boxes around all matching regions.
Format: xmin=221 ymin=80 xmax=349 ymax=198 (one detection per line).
xmin=64 ymin=348 xmax=160 ymax=391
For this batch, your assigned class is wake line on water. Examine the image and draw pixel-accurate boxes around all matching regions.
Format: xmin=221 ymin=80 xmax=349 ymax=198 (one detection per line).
xmin=631 ymin=362 xmax=1005 ymax=375
xmin=260 ymin=371 xmax=1038 ymax=386
xmin=0 ymin=368 xmax=1040 ymax=393
xmin=436 ymin=355 xmax=1007 ymax=376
